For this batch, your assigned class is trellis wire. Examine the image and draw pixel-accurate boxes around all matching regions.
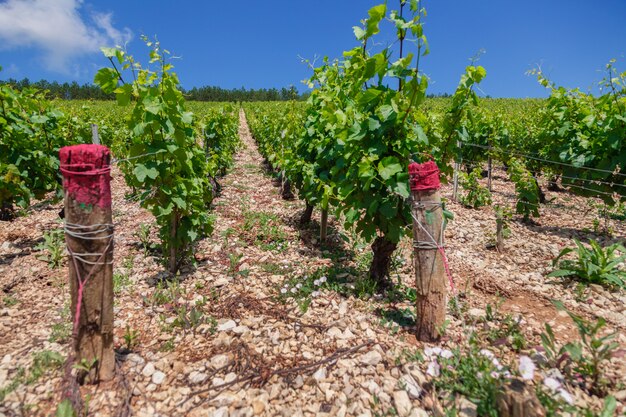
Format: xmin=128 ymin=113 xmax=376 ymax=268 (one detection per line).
xmin=458 ymin=142 xmax=626 ymax=179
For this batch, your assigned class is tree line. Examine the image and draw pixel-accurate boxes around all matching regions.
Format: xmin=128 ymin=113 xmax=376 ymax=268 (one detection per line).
xmin=0 ymin=77 xmax=310 ymax=102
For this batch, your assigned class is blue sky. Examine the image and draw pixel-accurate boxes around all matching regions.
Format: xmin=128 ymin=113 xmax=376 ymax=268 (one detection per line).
xmin=0 ymin=0 xmax=625 ymax=97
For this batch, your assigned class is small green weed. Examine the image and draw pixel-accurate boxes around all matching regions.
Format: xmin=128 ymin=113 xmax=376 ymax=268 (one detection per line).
xmin=260 ymin=262 xmax=288 ymax=275
xmin=113 ymin=271 xmax=132 ymax=295
xmin=430 ymin=345 xmax=508 ymax=417
xmin=227 ymin=252 xmax=248 ymax=278
xmin=49 ymin=322 xmax=71 ymax=344
xmin=378 ymin=307 xmax=415 ymax=334
xmin=123 ymin=326 xmax=140 ymax=351
xmin=160 ymin=339 xmax=175 ymax=352
xmin=278 ymin=272 xmax=328 ymax=313
xmin=36 ymin=228 xmax=65 ymax=268
xmin=548 ymin=239 xmax=626 ymax=290
xmin=134 ymin=223 xmax=155 ymax=254
xmin=2 ymin=295 xmax=18 ymax=307
xmin=73 ymin=357 xmax=97 ymax=374
xmin=0 ymin=350 xmax=64 ymax=402
xmin=49 ymin=302 xmax=71 ymax=343
xmin=241 ymin=207 xmax=287 ymax=252
xmin=370 ymin=393 xmax=398 ymax=417
xmin=222 ymin=227 xmax=237 ymax=246
xmin=479 ymin=302 xmax=526 ymax=351
xmin=162 ymin=305 xmax=216 ymax=332
xmin=540 ymin=300 xmax=618 ymax=395
xmin=459 ymin=168 xmax=492 ymax=209
xmin=150 ymin=280 xmax=183 ymax=306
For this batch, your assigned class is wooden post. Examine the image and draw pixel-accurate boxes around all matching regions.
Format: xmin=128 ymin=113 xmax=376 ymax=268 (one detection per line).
xmin=91 ymin=124 xmax=100 ymax=145
xmin=169 ymin=210 xmax=178 ymax=274
xmin=496 ymin=216 xmax=505 ymax=252
xmin=59 ymin=144 xmax=114 ymax=383
xmin=409 ymin=161 xmax=447 ymax=342
xmin=487 ymin=156 xmax=492 ymax=192
xmin=452 ymin=140 xmax=461 ymax=202
xmin=497 ymin=379 xmax=546 ymax=417
xmin=320 ymin=209 xmax=328 ymax=243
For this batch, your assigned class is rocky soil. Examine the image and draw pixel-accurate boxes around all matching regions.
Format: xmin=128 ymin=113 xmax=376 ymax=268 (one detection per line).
xmin=1 ymin=111 xmax=624 ymax=416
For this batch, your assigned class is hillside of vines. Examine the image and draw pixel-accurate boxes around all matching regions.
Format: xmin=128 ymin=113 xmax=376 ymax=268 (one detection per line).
xmin=1 ymin=2 xmax=625 ymax=417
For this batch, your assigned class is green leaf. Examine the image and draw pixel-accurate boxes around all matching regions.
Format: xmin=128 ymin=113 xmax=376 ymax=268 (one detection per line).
xmin=599 ymin=396 xmax=617 ymax=417
xmin=181 ymin=111 xmax=193 ymax=124
xmin=93 ymin=68 xmax=119 ymax=94
xmin=357 ymin=88 xmax=383 ymax=106
xmin=100 ymin=47 xmax=117 ymax=58
xmin=56 ymin=399 xmax=76 ymax=417
xmin=547 ymin=269 xmax=574 ymax=278
xmin=30 ymin=115 xmax=49 ymax=124
xmin=377 ymin=156 xmax=403 ymax=180
xmin=171 ymin=196 xmax=187 ymax=210
xmin=379 ymin=200 xmax=397 ymax=219
xmin=353 ymin=26 xmax=366 ymax=40
xmin=133 ymin=164 xmax=158 ymax=182
xmin=143 ymin=97 xmax=163 ymax=115
xmin=365 ymin=4 xmax=387 ymax=38
xmin=392 ymin=181 xmax=410 ymax=198
xmin=368 ymin=118 xmax=381 ymax=131
xmin=114 ymin=84 xmax=133 ymax=106
xmin=378 ymin=105 xmax=395 ymax=122
xmin=358 ymin=160 xmax=376 ymax=180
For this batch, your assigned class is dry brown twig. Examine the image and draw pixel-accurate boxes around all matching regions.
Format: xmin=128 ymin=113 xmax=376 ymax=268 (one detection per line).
xmin=179 ymin=339 xmax=375 ymax=410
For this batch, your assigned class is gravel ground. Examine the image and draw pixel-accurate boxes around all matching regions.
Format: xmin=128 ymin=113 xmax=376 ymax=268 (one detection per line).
xmin=0 ymin=111 xmax=624 ymax=416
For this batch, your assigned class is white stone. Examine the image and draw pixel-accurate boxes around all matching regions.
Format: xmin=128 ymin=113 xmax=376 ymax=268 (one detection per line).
xmin=364 ymin=380 xmax=380 ymax=395
xmin=338 ymin=301 xmax=348 ymax=316
xmin=400 ymin=374 xmax=422 ymax=399
xmin=232 ymin=325 xmax=250 ymax=335
xmin=252 ymin=397 xmax=267 ymax=415
xmin=214 ymin=406 xmax=230 ymax=417
xmin=210 ymin=354 xmax=231 ymax=369
xmin=189 ymin=371 xmax=208 ymax=384
xmin=458 ymin=397 xmax=477 ymax=417
xmin=327 ymin=327 xmax=343 ymax=339
xmin=359 ymin=350 xmax=383 ymax=366
xmin=217 ymin=319 xmax=237 ymax=331
xmin=126 ymin=353 xmax=145 ymax=366
xmin=232 ymin=406 xmax=253 ymax=417
xmin=342 ymin=329 xmax=355 ymax=339
xmin=312 ymin=367 xmax=327 ymax=381
xmin=212 ymin=392 xmax=238 ymax=407
xmin=214 ymin=277 xmax=231 ymax=287
xmin=409 ymin=408 xmax=429 ymax=417
xmin=142 ymin=362 xmax=156 ymax=378
xmin=152 ymin=371 xmax=166 ymax=385
xmin=393 ymin=390 xmax=412 ymax=417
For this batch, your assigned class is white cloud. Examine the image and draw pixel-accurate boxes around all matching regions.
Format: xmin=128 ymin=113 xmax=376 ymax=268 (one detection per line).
xmin=0 ymin=0 xmax=132 ymax=73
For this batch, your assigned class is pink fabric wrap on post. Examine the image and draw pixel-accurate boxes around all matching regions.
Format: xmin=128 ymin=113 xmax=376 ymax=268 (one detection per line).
xmin=409 ymin=160 xmax=441 ymax=192
xmin=59 ymin=144 xmax=112 ymax=209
